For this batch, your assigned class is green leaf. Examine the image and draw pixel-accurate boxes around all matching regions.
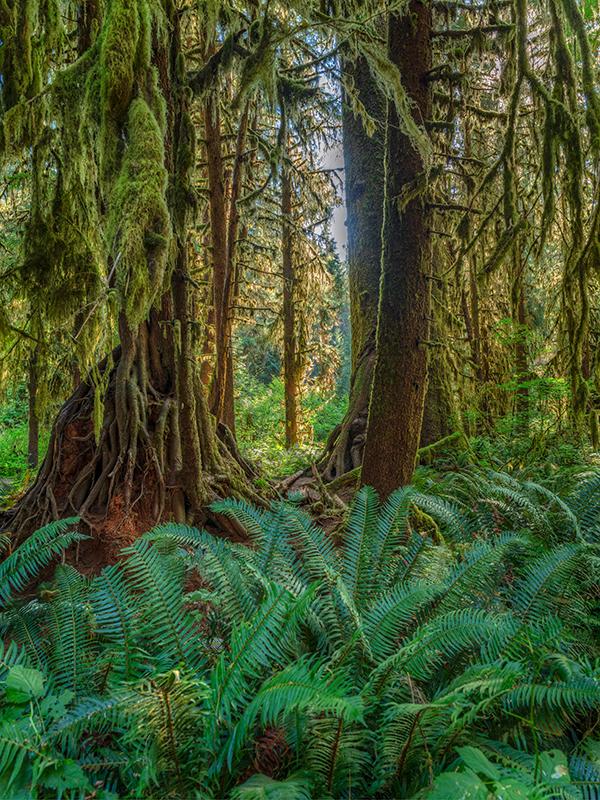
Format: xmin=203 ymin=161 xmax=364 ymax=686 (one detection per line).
xmin=39 ymin=690 xmax=74 ymax=722
xmin=426 ymin=770 xmax=489 ymax=799
xmin=5 ymin=666 xmax=45 ymax=704
xmin=36 ymin=759 xmax=90 ymax=796
xmin=538 ymin=749 xmax=571 ymax=785
xmin=492 ymin=778 xmax=533 ymax=799
xmin=230 ymin=772 xmax=313 ymax=800
xmin=457 ymin=746 xmax=501 ymax=780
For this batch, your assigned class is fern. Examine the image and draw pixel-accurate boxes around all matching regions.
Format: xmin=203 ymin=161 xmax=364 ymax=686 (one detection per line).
xmin=362 ymin=580 xmax=440 ymax=660
xmin=230 ymin=772 xmax=313 ymax=800
xmin=1 ymin=469 xmax=599 ymax=797
xmin=222 ymin=657 xmax=363 ymax=771
xmin=371 ymin=486 xmax=414 ymax=580
xmin=0 ymin=639 xmax=25 ymax=678
xmin=0 ymin=518 xmax=86 ymax=604
xmin=121 ymin=537 xmax=203 ymax=671
xmin=340 ymin=485 xmax=379 ymax=608
xmin=208 ymin=583 xmax=306 ymax=727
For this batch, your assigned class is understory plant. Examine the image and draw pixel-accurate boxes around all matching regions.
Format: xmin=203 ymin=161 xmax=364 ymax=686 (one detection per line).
xmin=1 ymin=468 xmax=600 ymax=798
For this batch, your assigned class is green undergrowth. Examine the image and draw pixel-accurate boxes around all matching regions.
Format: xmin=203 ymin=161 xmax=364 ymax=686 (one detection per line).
xmin=235 ymin=375 xmax=348 ymax=477
xmin=1 ymin=467 xmax=600 ymax=797
xmin=0 ymin=390 xmax=49 ymax=504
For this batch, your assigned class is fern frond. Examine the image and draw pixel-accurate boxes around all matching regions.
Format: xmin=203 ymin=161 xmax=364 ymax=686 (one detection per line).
xmin=230 ymin=772 xmax=314 ymax=800
xmin=90 ymin=563 xmax=144 ymax=680
xmin=0 ymin=518 xmax=86 ymax=604
xmin=121 ymin=538 xmax=203 ymax=671
xmin=0 ymin=639 xmax=26 ymax=678
xmin=192 ymin=529 xmax=259 ymax=621
xmin=305 ymin=714 xmax=372 ymax=796
xmin=279 ymin=504 xmax=340 ymax=582
xmin=0 ymin=600 xmax=47 ymax=670
xmin=208 ymin=583 xmax=306 ymax=727
xmin=371 ymin=486 xmax=414 ymax=580
xmin=511 ymin=544 xmax=584 ymax=624
xmin=504 ymin=677 xmax=600 ymax=721
xmin=437 ymin=533 xmax=523 ymax=613
xmin=142 ymin=522 xmax=205 ymax=551
xmin=0 ymin=721 xmax=41 ymax=792
xmin=222 ymin=657 xmax=363 ymax=771
xmin=567 ymin=470 xmax=600 ymax=540
xmin=363 ymin=580 xmax=440 ymax=660
xmin=388 ymin=532 xmax=447 ymax=586
xmin=47 ymin=694 xmax=130 ymax=752
xmin=210 ymin=498 xmax=268 ymax=542
xmin=45 ymin=565 xmax=95 ymax=696
xmin=366 ymin=609 xmax=512 ymax=691
xmin=411 ymin=491 xmax=469 ymax=541
xmin=377 ymin=699 xmax=453 ymax=789
xmin=341 ymin=485 xmax=379 ymax=608
xmin=522 ymin=479 xmax=581 ymax=540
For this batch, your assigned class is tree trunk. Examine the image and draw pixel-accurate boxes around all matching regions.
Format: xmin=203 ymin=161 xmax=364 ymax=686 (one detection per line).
xmin=281 ymin=140 xmax=299 ymax=449
xmin=27 ymin=348 xmax=39 ymax=470
xmin=204 ymin=98 xmax=236 ymax=432
xmin=420 ymin=243 xmax=459 ymax=448
xmin=204 ymin=99 xmax=249 ymax=435
xmin=316 ymin=53 xmax=385 ymax=479
xmin=1 ymin=6 xmax=253 ymax=555
xmin=361 ymin=0 xmax=432 ymax=497
xmin=420 ymin=346 xmax=456 ymax=448
xmin=513 ymin=266 xmax=529 ymax=426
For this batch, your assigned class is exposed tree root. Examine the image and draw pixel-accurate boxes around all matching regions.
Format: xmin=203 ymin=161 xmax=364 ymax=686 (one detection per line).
xmin=0 ymin=339 xmax=262 ymax=561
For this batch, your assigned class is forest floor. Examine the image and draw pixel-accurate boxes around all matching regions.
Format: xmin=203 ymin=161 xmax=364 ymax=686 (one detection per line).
xmin=1 ymin=378 xmax=596 ymax=568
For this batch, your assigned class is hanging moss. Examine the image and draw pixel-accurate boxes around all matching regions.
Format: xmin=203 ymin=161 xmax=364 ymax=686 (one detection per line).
xmin=559 ymin=0 xmax=600 ymax=153
xmin=98 ymin=0 xmax=140 ymax=184
xmin=100 ymin=0 xmax=139 ymax=122
xmin=108 ymin=97 xmax=171 ymax=326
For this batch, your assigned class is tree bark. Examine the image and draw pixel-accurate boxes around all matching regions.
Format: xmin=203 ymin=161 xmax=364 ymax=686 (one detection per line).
xmin=1 ymin=6 xmax=253 ymax=553
xmin=281 ymin=138 xmax=299 ymax=448
xmin=420 ymin=246 xmax=459 ymax=447
xmin=513 ymin=260 xmax=529 ymax=426
xmin=204 ymin=99 xmax=249 ymax=434
xmin=27 ymin=348 xmax=39 ymax=470
xmin=316 ymin=54 xmax=385 ymax=479
xmin=361 ymin=0 xmax=432 ymax=497
xmin=204 ymin=98 xmax=235 ymax=432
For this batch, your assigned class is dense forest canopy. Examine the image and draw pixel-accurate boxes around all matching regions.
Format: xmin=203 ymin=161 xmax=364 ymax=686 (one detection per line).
xmin=0 ymin=0 xmax=599 ymax=797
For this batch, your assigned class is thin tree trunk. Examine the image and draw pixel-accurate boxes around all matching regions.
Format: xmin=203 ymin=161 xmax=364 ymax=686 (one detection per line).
xmin=204 ymin=99 xmax=249 ymax=434
xmin=27 ymin=348 xmax=39 ymax=470
xmin=420 ymin=240 xmax=459 ymax=448
xmin=281 ymin=137 xmax=298 ymax=448
xmin=204 ymin=98 xmax=234 ymax=430
xmin=361 ymin=0 xmax=432 ymax=497
xmin=514 ymin=280 xmax=529 ymax=423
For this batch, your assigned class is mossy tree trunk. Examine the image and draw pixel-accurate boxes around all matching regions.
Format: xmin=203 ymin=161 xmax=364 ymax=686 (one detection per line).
xmin=317 ymin=44 xmax=444 ymax=480
xmin=420 ymin=336 xmax=457 ymax=448
xmin=1 ymin=1 xmax=253 ymax=549
xmin=204 ymin=97 xmax=250 ymax=436
xmin=420 ymin=241 xmax=459 ymax=448
xmin=316 ymin=54 xmax=385 ymax=480
xmin=281 ymin=135 xmax=299 ymax=449
xmin=361 ymin=0 xmax=432 ymax=497
xmin=512 ymin=242 xmax=530 ymax=428
xmin=27 ymin=347 xmax=39 ymax=470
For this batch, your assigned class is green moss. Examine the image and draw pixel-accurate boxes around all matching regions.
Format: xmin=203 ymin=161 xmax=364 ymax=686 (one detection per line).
xmin=108 ymin=97 xmax=171 ymax=325
xmin=100 ymin=0 xmax=139 ymax=123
